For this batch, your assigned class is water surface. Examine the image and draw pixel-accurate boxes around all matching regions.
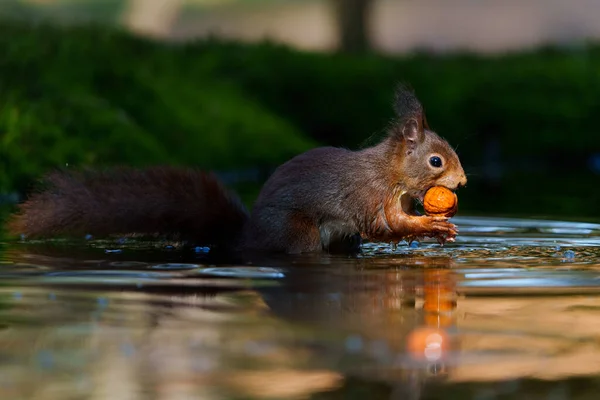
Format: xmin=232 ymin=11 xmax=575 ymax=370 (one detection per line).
xmin=1 ymin=216 xmax=600 ymax=399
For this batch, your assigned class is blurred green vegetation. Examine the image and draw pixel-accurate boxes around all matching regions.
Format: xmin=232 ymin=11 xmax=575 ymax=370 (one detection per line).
xmin=0 ymin=21 xmax=316 ymax=194
xmin=199 ymin=41 xmax=600 ymax=157
xmin=0 ymin=20 xmax=598 ymax=220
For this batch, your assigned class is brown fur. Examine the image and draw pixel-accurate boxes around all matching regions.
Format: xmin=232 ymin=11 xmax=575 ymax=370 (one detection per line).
xmin=7 ymin=166 xmax=249 ymax=246
xmin=240 ymin=86 xmax=467 ymax=253
xmin=7 ymin=86 xmax=467 ymax=254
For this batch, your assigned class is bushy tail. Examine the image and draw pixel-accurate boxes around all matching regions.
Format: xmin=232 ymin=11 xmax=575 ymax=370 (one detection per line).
xmin=7 ymin=166 xmax=249 ymax=246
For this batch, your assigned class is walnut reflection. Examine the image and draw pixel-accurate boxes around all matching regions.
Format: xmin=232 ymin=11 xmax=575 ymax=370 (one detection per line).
xmin=259 ymin=254 xmax=460 ymax=385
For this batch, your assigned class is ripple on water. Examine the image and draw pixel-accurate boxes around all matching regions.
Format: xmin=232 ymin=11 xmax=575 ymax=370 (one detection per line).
xmin=197 ymin=267 xmax=285 ymax=279
xmin=149 ymin=263 xmax=201 ymax=270
xmin=1 ymin=216 xmax=600 ymax=398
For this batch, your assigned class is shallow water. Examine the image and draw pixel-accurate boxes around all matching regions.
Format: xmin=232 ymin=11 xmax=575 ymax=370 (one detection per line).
xmin=1 ymin=216 xmax=600 ymax=400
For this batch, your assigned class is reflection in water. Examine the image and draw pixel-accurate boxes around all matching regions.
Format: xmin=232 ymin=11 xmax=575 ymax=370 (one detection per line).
xmin=0 ymin=216 xmax=600 ymax=399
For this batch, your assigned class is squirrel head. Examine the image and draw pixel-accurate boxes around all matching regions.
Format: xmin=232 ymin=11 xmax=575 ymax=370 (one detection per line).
xmin=387 ymin=85 xmax=467 ymax=202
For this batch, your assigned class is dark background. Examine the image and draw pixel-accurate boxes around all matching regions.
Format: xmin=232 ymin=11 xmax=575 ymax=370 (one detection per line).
xmin=0 ymin=0 xmax=599 ymax=223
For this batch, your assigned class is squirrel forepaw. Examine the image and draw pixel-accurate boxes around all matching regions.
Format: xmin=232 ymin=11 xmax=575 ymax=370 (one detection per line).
xmin=416 ymin=216 xmax=458 ymax=245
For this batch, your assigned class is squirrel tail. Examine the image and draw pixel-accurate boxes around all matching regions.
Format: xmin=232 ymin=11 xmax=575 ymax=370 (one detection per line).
xmin=6 ymin=166 xmax=250 ymax=247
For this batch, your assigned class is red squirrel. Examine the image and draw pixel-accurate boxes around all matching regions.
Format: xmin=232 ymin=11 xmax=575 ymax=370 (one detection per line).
xmin=7 ymin=86 xmax=467 ymax=254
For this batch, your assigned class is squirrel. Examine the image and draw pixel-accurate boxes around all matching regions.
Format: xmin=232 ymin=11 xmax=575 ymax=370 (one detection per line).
xmin=7 ymin=86 xmax=467 ymax=255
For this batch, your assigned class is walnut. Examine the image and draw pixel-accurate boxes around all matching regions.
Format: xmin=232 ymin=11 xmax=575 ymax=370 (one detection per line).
xmin=406 ymin=327 xmax=449 ymax=361
xmin=423 ymin=186 xmax=458 ymax=217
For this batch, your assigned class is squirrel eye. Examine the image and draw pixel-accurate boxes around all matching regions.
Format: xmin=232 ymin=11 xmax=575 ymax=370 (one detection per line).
xmin=429 ymin=156 xmax=443 ymax=168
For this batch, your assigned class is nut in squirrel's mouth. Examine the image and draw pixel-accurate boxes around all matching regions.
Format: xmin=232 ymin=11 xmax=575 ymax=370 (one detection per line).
xmin=401 ymin=186 xmax=460 ymax=217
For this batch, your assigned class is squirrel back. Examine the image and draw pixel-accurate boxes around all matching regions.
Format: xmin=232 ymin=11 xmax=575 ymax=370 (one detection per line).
xmin=7 ymin=166 xmax=249 ymax=247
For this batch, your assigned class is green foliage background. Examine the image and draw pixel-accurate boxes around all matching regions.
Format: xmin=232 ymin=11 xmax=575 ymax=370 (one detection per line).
xmin=0 ymin=21 xmax=598 ymax=220
xmin=0 ymin=22 xmax=316 ymax=194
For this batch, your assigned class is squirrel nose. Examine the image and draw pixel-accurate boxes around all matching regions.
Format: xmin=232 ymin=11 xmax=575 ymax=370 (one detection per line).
xmin=458 ymin=174 xmax=467 ymax=189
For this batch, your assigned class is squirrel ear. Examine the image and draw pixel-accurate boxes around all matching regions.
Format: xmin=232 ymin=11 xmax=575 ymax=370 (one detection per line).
xmin=393 ymin=84 xmax=427 ymax=154
xmin=401 ymin=118 xmax=424 ymax=154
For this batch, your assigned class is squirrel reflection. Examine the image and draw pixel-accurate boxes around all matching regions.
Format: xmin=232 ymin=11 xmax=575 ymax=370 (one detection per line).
xmin=256 ymin=253 xmax=460 ymax=398
xmin=6 ymin=243 xmax=460 ymax=399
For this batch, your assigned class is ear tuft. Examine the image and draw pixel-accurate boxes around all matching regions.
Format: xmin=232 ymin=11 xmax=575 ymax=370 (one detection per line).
xmin=393 ymin=84 xmax=427 ymax=149
xmin=394 ymin=84 xmax=424 ymax=120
